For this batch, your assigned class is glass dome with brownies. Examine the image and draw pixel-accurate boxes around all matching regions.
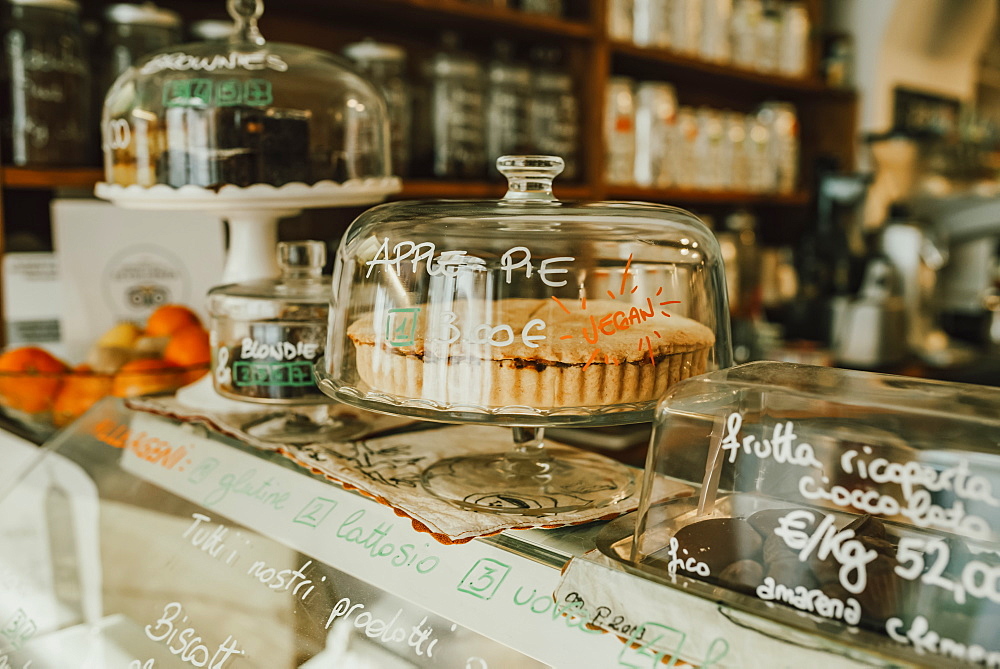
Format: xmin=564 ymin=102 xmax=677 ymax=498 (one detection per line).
xmin=319 ymin=155 xmax=731 ymax=514
xmin=96 ymin=0 xmax=399 ymax=206
xmin=605 ymin=362 xmax=1000 ymax=666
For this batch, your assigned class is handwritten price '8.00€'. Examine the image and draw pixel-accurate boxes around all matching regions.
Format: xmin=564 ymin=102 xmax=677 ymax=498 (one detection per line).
xmin=894 ymin=537 xmax=1000 ymax=605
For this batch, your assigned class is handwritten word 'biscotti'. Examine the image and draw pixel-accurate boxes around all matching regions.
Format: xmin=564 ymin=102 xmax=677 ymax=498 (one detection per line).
xmin=365 ymin=239 xmax=574 ymax=287
xmin=144 ymin=602 xmax=244 ymax=668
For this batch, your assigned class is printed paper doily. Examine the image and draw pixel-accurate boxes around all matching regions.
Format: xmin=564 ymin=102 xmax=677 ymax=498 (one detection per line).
xmin=126 ymin=397 xmax=640 ymax=543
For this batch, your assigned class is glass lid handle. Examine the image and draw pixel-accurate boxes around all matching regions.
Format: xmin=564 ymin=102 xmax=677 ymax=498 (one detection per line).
xmin=279 ymin=240 xmax=326 ymax=280
xmin=228 ymin=0 xmax=265 ymax=46
xmin=498 ymin=155 xmax=564 ymax=203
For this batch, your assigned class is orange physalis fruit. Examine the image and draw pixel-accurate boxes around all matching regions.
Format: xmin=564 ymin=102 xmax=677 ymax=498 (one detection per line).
xmin=0 ymin=346 xmax=70 ymax=413
xmin=144 ymin=304 xmax=201 ymax=338
xmin=111 ymin=358 xmax=187 ymax=398
xmin=163 ymin=323 xmax=211 ymax=367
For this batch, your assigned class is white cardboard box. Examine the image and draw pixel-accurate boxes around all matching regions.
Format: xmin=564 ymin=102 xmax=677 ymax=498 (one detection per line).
xmin=51 ymin=199 xmax=224 ymax=361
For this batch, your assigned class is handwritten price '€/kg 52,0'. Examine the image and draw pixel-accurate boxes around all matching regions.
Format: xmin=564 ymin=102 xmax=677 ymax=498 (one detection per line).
xmin=894 ymin=536 xmax=1000 ymax=605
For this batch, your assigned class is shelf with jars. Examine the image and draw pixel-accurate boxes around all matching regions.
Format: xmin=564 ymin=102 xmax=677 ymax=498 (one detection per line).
xmin=0 ymin=0 xmax=857 ymax=226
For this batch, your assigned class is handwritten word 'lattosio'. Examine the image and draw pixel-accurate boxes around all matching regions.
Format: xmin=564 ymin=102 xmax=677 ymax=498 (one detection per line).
xmin=336 ymin=509 xmax=440 ymax=574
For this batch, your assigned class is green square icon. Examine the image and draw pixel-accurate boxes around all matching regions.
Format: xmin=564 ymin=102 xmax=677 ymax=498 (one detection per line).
xmin=189 ymin=78 xmax=212 ymax=106
xmin=244 ymin=79 xmax=273 ymax=106
xmin=457 ymin=558 xmax=510 ymax=601
xmin=385 ymin=307 xmax=421 ymax=347
xmin=215 ymin=79 xmax=242 ymax=106
xmin=162 ymin=79 xmax=190 ymax=107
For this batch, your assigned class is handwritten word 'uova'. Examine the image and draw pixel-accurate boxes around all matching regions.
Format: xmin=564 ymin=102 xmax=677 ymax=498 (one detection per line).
xmin=720 ymin=412 xmax=822 ymax=469
xmin=325 ymin=598 xmax=444 ymax=658
xmin=513 ymin=586 xmax=604 ymax=636
xmin=145 ymin=602 xmax=244 ymax=668
xmin=365 ymin=239 xmax=574 ymax=288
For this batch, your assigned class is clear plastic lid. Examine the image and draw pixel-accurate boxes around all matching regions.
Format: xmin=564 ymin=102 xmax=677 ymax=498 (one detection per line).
xmin=628 ymin=361 xmax=1000 ymax=664
xmin=319 ymin=155 xmax=732 ymax=427
xmin=100 ymin=0 xmax=391 ymax=189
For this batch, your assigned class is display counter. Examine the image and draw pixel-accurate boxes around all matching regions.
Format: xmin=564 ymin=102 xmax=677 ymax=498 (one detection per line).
xmin=0 ymin=399 xmax=947 ymax=667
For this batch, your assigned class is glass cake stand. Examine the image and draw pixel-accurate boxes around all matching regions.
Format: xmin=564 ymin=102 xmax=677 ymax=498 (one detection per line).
xmin=317 ymin=155 xmax=732 ymax=515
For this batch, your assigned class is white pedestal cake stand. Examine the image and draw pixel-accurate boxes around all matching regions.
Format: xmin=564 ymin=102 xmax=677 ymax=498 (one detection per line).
xmin=96 ymin=178 xmax=401 ymax=415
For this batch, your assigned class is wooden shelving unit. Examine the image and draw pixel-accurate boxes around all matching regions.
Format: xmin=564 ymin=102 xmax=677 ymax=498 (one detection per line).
xmin=1 ymin=167 xmax=104 ymax=190
xmin=0 ymin=0 xmax=859 ymax=320
xmin=605 ymin=186 xmax=812 ymax=206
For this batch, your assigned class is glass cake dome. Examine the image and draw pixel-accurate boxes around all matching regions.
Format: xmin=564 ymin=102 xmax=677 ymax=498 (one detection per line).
xmin=99 ymin=0 xmax=393 ymax=191
xmin=317 ymin=155 xmax=732 ymax=515
xmin=320 ymin=155 xmax=733 ymax=427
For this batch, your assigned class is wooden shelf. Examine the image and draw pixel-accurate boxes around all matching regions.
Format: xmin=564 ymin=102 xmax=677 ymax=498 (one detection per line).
xmin=293 ymin=0 xmax=595 ymax=40
xmin=611 ymin=41 xmax=855 ymax=99
xmin=398 ymin=179 xmax=594 ymax=200
xmin=1 ymin=166 xmax=103 ymax=190
xmin=605 ymin=185 xmax=811 ymax=206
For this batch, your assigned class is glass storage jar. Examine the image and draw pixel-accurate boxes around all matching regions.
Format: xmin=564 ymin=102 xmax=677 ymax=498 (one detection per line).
xmin=343 ymin=39 xmax=411 ymax=177
xmin=99 ymin=3 xmax=182 ymax=94
xmin=485 ymin=40 xmax=531 ymax=178
xmin=208 ymin=240 xmax=329 ymax=403
xmin=423 ymin=33 xmax=486 ymax=179
xmin=1 ymin=0 xmax=90 ymax=166
xmin=528 ymin=47 xmax=578 ymax=181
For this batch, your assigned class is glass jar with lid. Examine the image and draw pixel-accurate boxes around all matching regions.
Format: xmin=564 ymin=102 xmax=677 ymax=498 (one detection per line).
xmin=208 ymin=240 xmax=330 ymax=403
xmin=422 ymin=32 xmax=486 ymax=179
xmin=485 ymin=40 xmax=531 ymax=177
xmin=99 ymin=3 xmax=182 ymax=92
xmin=528 ymin=46 xmax=578 ymax=180
xmin=1 ymin=0 xmax=91 ymax=166
xmin=344 ymin=38 xmax=411 ymax=177
xmin=99 ymin=0 xmax=393 ymax=190
xmin=318 ymin=155 xmax=732 ymax=513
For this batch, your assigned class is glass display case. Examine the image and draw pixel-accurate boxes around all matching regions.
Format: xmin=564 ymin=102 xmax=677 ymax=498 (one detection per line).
xmin=596 ymin=361 xmax=1000 ymax=667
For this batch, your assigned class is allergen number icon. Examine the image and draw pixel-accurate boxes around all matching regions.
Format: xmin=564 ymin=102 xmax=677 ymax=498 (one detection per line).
xmin=458 ymin=558 xmax=511 ymax=601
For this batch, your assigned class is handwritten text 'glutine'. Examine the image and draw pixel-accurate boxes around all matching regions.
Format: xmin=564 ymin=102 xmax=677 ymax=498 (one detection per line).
xmin=365 ymin=240 xmax=574 ymax=287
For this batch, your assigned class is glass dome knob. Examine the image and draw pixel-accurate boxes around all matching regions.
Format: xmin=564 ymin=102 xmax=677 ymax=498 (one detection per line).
xmin=498 ymin=155 xmax=564 ymax=202
xmin=228 ymin=0 xmax=265 ymax=46
xmin=278 ymin=240 xmax=326 ymax=279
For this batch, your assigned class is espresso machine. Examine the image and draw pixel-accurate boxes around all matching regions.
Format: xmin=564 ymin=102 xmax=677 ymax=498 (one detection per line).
xmin=910 ymin=191 xmax=1000 ymax=353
